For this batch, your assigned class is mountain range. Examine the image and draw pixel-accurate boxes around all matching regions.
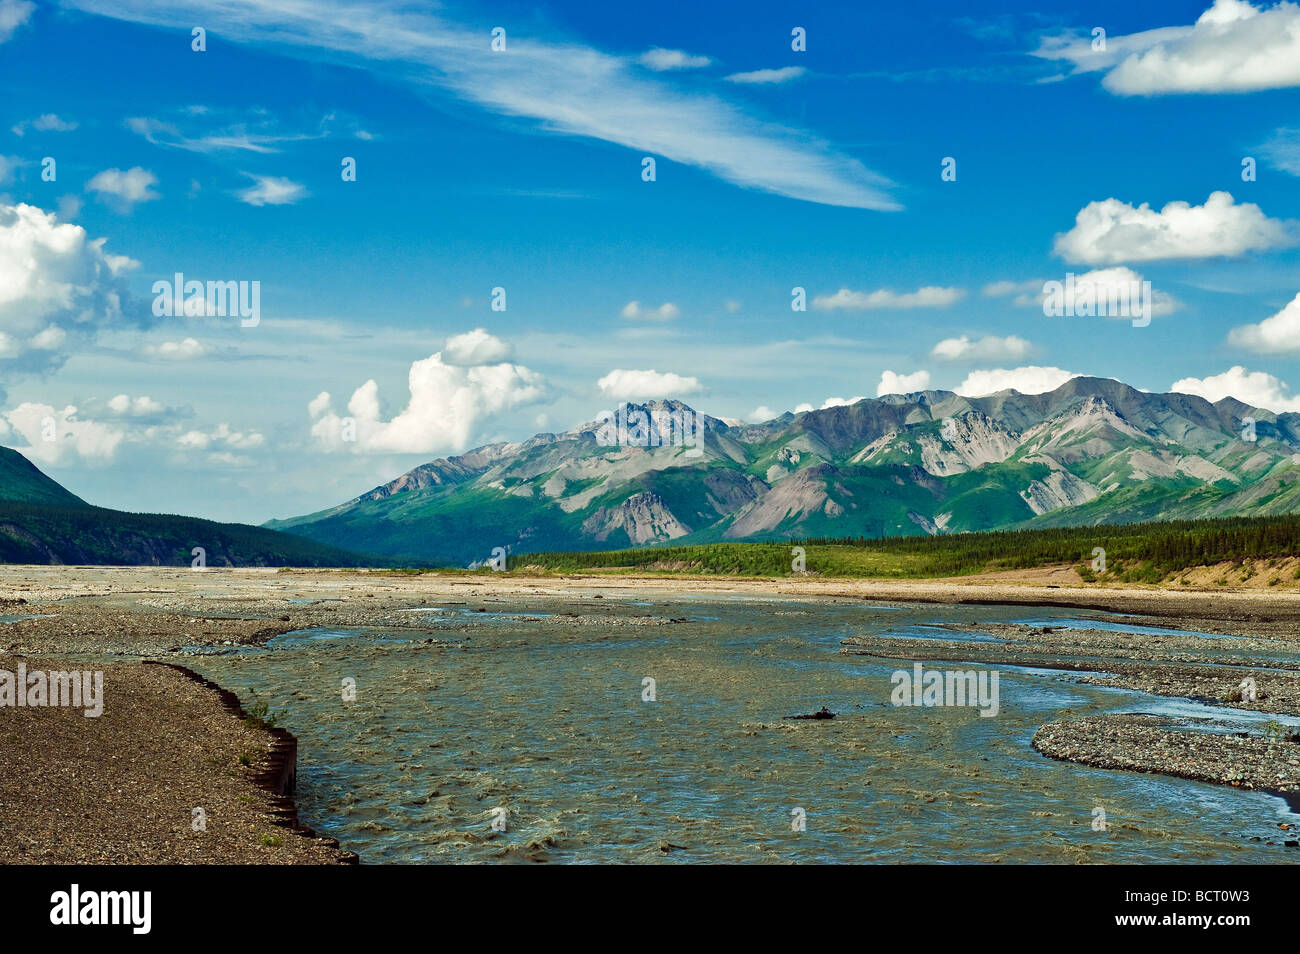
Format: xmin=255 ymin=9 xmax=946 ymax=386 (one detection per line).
xmin=266 ymin=376 xmax=1300 ymax=566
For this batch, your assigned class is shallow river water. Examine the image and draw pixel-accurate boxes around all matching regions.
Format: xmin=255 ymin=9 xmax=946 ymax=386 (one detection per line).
xmin=190 ymin=596 xmax=1300 ymax=863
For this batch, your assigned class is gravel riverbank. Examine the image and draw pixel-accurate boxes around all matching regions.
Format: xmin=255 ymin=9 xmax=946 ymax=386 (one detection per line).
xmin=5 ymin=565 xmax=1300 ymax=861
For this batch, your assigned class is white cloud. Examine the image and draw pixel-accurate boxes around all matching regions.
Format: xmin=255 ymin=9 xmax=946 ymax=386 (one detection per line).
xmin=1172 ymin=365 xmax=1300 ymax=412
xmin=106 ymin=394 xmax=165 ymax=417
xmin=127 ymin=115 xmax=291 ymax=154
xmin=876 ymin=370 xmax=932 ymax=396
xmin=749 ymin=405 xmax=777 ymax=421
xmin=1227 ymin=292 xmax=1300 ymax=353
xmin=85 ymin=166 xmax=160 ymax=209
xmin=442 ymin=328 xmax=513 ymax=365
xmin=1053 ymin=191 xmax=1290 ymax=264
xmin=177 ymin=421 xmax=265 ymax=450
xmin=725 ymin=66 xmax=807 ymax=84
xmin=985 ymin=268 xmax=1179 ymax=316
xmin=931 ymin=334 xmax=1032 ymax=362
xmin=812 ymin=286 xmax=965 ymax=311
xmin=236 ymin=173 xmax=307 ymax=206
xmin=982 ymin=279 xmax=1043 ymax=299
xmin=956 ymin=366 xmax=1078 ymax=397
xmin=0 ymin=155 xmax=21 ymax=186
xmin=28 ymin=324 xmax=66 ymax=350
xmin=620 ymin=300 xmax=680 ymax=321
xmin=820 ymin=394 xmax=869 ymax=408
xmin=2 ymin=403 xmax=124 ymax=465
xmin=143 ymin=337 xmax=209 ymax=360
xmin=596 ymin=368 xmax=703 ymax=400
xmin=65 ymin=0 xmax=898 ymax=210
xmin=1035 ymin=0 xmax=1300 ymax=96
xmin=12 ymin=113 xmax=78 ymax=136
xmin=310 ymin=351 xmax=546 ymax=453
xmin=638 ymin=48 xmax=711 ymax=70
xmin=1260 ymin=127 xmax=1300 ymax=175
xmin=0 ymin=202 xmax=135 ymax=375
xmin=0 ymin=0 xmax=33 ymax=43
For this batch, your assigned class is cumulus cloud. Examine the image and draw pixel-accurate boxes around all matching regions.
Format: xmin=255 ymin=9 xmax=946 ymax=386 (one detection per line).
xmin=86 ymin=166 xmax=160 ymax=209
xmin=726 ymin=66 xmax=806 ymax=84
xmin=0 ymin=396 xmax=265 ymax=469
xmin=442 ymin=328 xmax=513 ymax=365
xmin=956 ymin=366 xmax=1078 ymax=397
xmin=176 ymin=421 xmax=265 ymax=450
xmin=749 ymin=405 xmax=777 ymax=421
xmin=1227 ymin=292 xmax=1300 ymax=352
xmin=1053 ymin=191 xmax=1290 ymax=264
xmin=812 ymin=286 xmax=965 ymax=311
xmin=1 ymin=403 xmax=125 ymax=466
xmin=931 ymin=334 xmax=1033 ymax=362
xmin=985 ymin=269 xmax=1179 ymax=316
xmin=236 ymin=173 xmax=307 ymax=206
xmin=1172 ymin=365 xmax=1300 ymax=412
xmin=310 ymin=350 xmax=546 ymax=453
xmin=791 ymin=395 xmax=868 ymax=412
xmin=638 ymin=48 xmax=711 ymax=70
xmin=620 ymin=300 xmax=680 ymax=321
xmin=1034 ymin=0 xmax=1300 ymax=96
xmin=0 ymin=0 xmax=33 ymax=43
xmin=876 ymin=370 xmax=932 ymax=396
xmin=105 ymin=394 xmax=166 ymax=417
xmin=143 ymin=337 xmax=209 ymax=360
xmin=12 ymin=113 xmax=77 ymax=136
xmin=0 ymin=202 xmax=138 ymax=376
xmin=596 ymin=368 xmax=703 ymax=400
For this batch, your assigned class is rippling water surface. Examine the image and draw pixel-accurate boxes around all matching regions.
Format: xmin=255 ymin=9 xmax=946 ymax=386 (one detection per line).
xmin=190 ymin=596 xmax=1300 ymax=863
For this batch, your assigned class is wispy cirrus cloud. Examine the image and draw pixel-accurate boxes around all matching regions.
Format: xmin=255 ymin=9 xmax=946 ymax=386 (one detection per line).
xmin=1259 ymin=127 xmax=1300 ymax=176
xmin=638 ymin=48 xmax=710 ymax=71
xmin=0 ymin=0 xmax=33 ymax=44
xmin=726 ymin=66 xmax=806 ymax=84
xmin=125 ymin=108 xmax=363 ymax=154
xmin=63 ymin=0 xmax=899 ymax=210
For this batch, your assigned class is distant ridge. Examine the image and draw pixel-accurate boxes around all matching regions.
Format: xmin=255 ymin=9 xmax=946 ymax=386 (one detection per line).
xmin=0 ymin=447 xmax=371 ymax=567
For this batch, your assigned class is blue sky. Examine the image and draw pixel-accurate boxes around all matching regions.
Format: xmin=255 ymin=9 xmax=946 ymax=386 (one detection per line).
xmin=1 ymin=0 xmax=1298 ymax=523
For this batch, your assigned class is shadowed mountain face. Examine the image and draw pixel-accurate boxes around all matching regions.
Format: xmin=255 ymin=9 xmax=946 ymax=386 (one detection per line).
xmin=267 ymin=380 xmax=1300 ymax=566
xmin=0 ymin=446 xmax=369 ymax=567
